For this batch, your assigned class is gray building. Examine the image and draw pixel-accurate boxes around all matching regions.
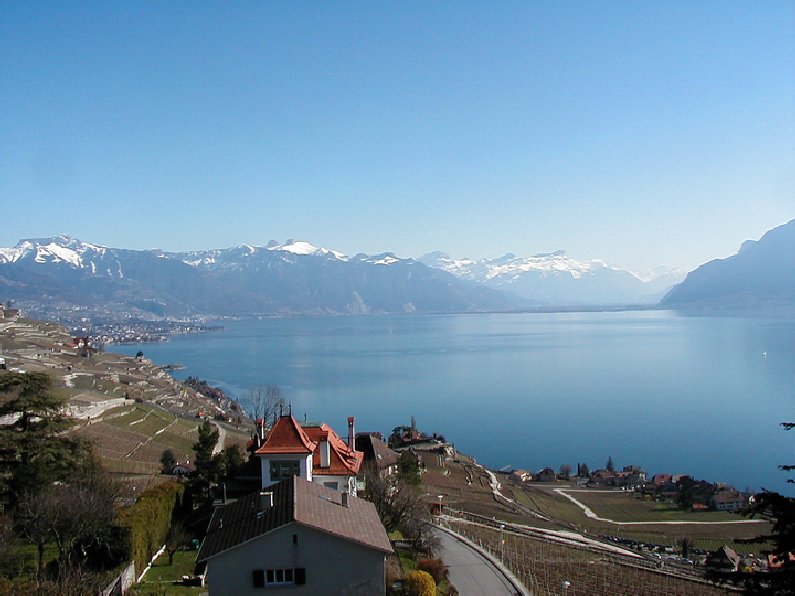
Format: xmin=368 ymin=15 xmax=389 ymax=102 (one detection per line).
xmin=197 ymin=476 xmax=393 ymax=595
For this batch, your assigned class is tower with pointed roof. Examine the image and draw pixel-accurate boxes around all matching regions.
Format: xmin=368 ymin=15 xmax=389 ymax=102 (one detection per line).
xmin=255 ymin=415 xmax=364 ymax=495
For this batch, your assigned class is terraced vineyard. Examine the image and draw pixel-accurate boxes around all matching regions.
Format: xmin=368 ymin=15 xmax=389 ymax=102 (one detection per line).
xmin=72 ymin=402 xmax=252 ymax=478
xmin=444 ymin=517 xmax=736 ymax=595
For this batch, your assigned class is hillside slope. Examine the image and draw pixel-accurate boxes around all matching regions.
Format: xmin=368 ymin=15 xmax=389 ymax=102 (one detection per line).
xmin=662 ymin=219 xmax=795 ymax=311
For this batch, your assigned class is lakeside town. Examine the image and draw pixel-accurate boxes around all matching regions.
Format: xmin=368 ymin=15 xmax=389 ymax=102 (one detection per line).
xmin=1 ymin=307 xmax=791 ymax=594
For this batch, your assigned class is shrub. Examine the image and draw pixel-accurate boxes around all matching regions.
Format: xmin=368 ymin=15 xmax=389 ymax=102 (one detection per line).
xmin=405 ymin=570 xmax=436 ymax=596
xmin=417 ymin=558 xmax=446 ymax=583
xmin=115 ymin=482 xmax=184 ymax=576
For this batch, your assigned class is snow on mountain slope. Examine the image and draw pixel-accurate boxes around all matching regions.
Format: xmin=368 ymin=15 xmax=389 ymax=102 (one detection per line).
xmin=0 ymin=236 xmax=684 ymax=309
xmin=267 ymin=239 xmax=347 ymax=260
xmin=418 ymin=250 xmax=684 ymax=305
xmin=0 ymin=236 xmax=517 ymax=317
xmin=0 ymin=236 xmax=108 ymax=268
xmin=419 ymin=250 xmax=629 ymax=280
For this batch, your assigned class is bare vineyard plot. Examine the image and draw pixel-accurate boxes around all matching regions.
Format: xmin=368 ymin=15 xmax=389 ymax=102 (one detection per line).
xmin=76 ymin=424 xmax=147 ymax=457
xmin=444 ymin=518 xmax=731 ymax=596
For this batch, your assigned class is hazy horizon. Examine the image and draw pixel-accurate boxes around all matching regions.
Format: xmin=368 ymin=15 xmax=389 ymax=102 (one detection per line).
xmin=2 ymin=3 xmax=793 ymax=272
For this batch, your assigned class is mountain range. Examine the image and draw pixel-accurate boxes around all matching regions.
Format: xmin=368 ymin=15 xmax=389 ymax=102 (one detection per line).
xmin=418 ymin=250 xmax=683 ymax=306
xmin=1 ymin=222 xmax=792 ymax=320
xmin=0 ymin=237 xmax=516 ymax=318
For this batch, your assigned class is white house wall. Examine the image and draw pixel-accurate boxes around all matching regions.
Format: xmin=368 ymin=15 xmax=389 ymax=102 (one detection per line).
xmin=206 ymin=523 xmax=386 ymax=596
xmin=258 ymin=454 xmax=312 ymax=487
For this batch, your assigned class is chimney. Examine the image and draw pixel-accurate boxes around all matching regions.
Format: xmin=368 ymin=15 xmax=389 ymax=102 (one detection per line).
xmin=347 ymin=416 xmax=355 ymax=450
xmin=320 ymin=438 xmax=330 ymax=468
xmin=259 ymin=491 xmax=274 ymax=512
xmin=341 ymin=492 xmax=349 ymax=508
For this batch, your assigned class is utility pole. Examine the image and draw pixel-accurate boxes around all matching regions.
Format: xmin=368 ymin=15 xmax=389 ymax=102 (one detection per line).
xmin=499 ymin=524 xmax=505 ymax=562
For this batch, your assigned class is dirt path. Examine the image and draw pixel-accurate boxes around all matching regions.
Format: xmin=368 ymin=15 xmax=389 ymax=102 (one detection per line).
xmin=212 ymin=422 xmax=226 ymax=455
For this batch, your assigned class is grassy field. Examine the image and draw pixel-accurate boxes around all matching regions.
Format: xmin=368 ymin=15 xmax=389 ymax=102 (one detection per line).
xmin=510 ymin=484 xmax=769 ymax=554
xmin=560 ymin=489 xmax=744 ymax=523
xmin=132 ymin=549 xmax=204 ymax=596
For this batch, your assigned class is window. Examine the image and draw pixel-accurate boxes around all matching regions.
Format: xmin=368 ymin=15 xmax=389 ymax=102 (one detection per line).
xmin=323 ymin=481 xmax=339 ymax=490
xmin=270 ymin=460 xmax=301 ymax=481
xmin=253 ymin=567 xmax=306 ymax=587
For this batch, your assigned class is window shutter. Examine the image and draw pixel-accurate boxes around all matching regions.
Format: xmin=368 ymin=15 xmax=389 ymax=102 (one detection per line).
xmin=252 ymin=569 xmax=265 ymax=588
xmin=294 ymin=567 xmax=306 ymax=585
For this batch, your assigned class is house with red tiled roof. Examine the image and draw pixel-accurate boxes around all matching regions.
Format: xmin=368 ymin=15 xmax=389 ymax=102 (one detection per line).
xmin=197 ymin=476 xmax=392 ymax=595
xmin=255 ymin=415 xmax=364 ymax=495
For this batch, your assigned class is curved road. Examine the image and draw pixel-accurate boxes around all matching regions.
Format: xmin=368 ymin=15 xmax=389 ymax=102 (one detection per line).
xmin=434 ymin=529 xmax=523 ymax=596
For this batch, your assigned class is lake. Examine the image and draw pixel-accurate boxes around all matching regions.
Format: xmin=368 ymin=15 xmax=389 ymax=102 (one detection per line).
xmin=114 ymin=311 xmax=795 ymax=495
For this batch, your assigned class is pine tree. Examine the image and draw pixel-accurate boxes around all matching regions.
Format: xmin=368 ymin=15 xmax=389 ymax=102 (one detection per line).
xmin=160 ymin=449 xmax=177 ymax=474
xmin=0 ymin=372 xmax=90 ymax=507
xmin=193 ymin=420 xmax=220 ymax=482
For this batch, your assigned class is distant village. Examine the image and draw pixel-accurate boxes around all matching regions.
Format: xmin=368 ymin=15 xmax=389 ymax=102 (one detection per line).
xmin=504 ymin=462 xmax=751 ymax=514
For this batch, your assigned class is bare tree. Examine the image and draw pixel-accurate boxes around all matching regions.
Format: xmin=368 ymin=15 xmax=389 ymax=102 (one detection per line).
xmin=15 ymin=460 xmax=119 ymax=576
xmin=165 ymin=521 xmax=192 ymax=565
xmin=247 ymin=384 xmax=285 ymax=427
xmin=363 ymin=463 xmax=438 ymax=554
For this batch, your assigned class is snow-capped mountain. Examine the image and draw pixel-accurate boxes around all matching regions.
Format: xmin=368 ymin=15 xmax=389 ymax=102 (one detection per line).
xmin=0 ymin=236 xmax=518 ymax=318
xmin=418 ymin=250 xmax=684 ymax=305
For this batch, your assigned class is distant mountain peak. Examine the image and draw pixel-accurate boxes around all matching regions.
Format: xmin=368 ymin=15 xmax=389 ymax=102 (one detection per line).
xmin=418 ymin=249 xmax=684 ymax=305
xmin=268 ymin=239 xmax=347 ymax=260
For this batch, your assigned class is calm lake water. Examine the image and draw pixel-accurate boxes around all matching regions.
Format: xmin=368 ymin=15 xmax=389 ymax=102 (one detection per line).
xmin=114 ymin=311 xmax=795 ymax=495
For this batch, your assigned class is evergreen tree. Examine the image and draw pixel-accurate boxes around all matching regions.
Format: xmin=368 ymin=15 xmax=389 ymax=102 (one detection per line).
xmin=221 ymin=444 xmax=243 ymax=478
xmin=398 ymin=450 xmax=421 ymax=485
xmin=606 ymin=456 xmax=614 ymax=472
xmin=160 ymin=449 xmax=177 ymax=474
xmin=192 ymin=420 xmax=220 ymax=482
xmin=0 ymin=372 xmax=90 ymax=507
xmin=675 ymin=475 xmax=695 ymax=509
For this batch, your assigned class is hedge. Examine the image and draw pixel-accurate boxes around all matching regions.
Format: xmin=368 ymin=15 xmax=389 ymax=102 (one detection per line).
xmin=115 ymin=482 xmax=184 ymax=577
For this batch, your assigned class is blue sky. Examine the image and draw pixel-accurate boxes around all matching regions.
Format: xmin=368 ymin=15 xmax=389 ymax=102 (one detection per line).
xmin=1 ymin=2 xmax=793 ymax=273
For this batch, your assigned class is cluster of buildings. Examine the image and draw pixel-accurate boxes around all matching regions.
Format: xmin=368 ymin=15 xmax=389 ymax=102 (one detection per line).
xmin=509 ymin=464 xmax=647 ymax=489
xmin=196 ymin=414 xmax=400 ymax=594
xmin=508 ymin=464 xmax=751 ymax=513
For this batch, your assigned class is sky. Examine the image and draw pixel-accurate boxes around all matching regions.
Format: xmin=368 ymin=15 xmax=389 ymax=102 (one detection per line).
xmin=1 ymin=2 xmax=793 ymax=274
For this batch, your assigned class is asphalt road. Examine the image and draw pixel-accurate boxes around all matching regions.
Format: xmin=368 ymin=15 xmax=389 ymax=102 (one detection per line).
xmin=434 ymin=529 xmax=520 ymax=596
